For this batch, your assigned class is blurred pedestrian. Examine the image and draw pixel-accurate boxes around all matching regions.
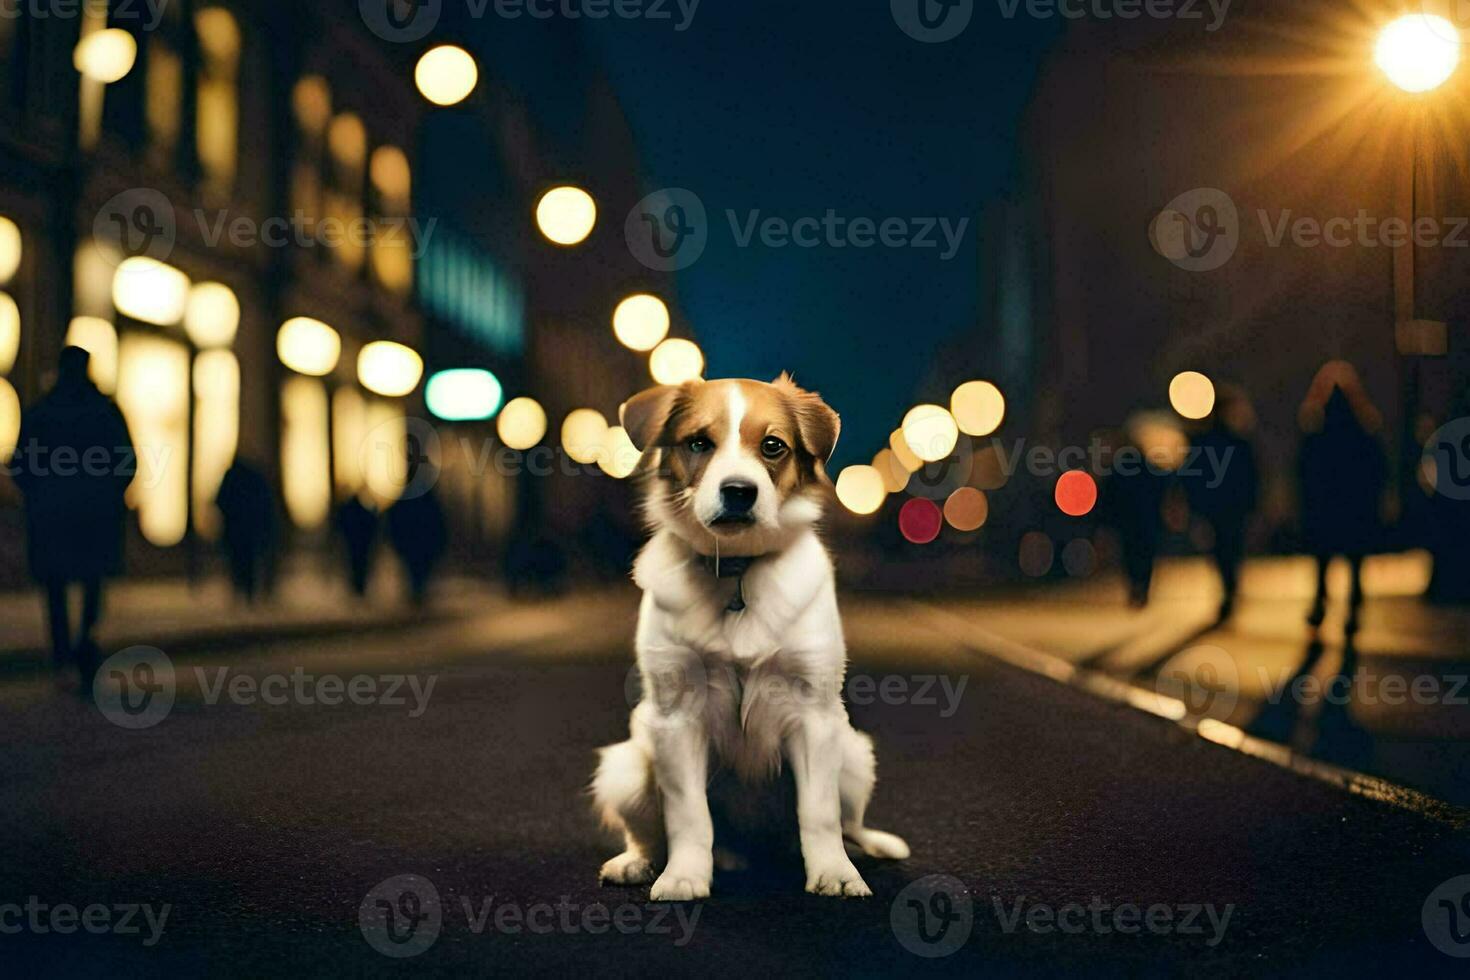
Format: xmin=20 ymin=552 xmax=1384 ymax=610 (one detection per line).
xmin=1098 ymin=422 xmax=1170 ymax=607
xmin=10 ymin=347 xmax=135 ymax=686
xmin=1183 ymin=384 xmax=1259 ymax=620
xmin=335 ymin=495 xmax=378 ymax=597
xmin=215 ymin=457 xmax=276 ymax=604
xmin=386 ymin=476 xmax=447 ymax=606
xmin=1298 ymin=362 xmax=1386 ymax=633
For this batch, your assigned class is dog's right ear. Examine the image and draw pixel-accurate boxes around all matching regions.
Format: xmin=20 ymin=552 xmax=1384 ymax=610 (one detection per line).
xmin=620 ymin=384 xmax=681 ymax=452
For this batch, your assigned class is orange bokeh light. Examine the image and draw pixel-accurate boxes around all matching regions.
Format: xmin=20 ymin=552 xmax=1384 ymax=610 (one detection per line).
xmin=1055 ymin=470 xmax=1097 ymax=517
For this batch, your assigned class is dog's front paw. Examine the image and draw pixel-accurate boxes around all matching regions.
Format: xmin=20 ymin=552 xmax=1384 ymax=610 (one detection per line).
xmin=649 ymin=870 xmax=710 ymax=902
xmin=600 ymin=851 xmax=656 ymax=886
xmin=805 ymin=860 xmax=871 ymax=898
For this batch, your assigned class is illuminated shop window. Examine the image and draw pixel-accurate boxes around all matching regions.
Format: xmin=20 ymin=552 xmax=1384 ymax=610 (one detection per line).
xmin=192 ymin=349 xmax=240 ymax=539
xmin=280 ymin=375 xmax=331 ymax=530
xmin=117 ymin=333 xmax=191 ymax=547
xmin=195 ymin=7 xmax=241 ymax=197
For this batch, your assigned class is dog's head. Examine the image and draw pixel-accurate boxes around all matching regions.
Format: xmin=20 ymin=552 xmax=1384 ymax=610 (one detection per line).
xmin=620 ymin=374 xmax=840 ymax=556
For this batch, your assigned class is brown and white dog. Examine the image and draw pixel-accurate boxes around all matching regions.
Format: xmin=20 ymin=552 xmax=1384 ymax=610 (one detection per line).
xmin=591 ymin=374 xmax=908 ymax=900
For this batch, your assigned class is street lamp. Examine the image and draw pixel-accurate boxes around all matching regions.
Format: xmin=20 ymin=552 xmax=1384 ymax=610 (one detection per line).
xmin=1375 ymin=15 xmax=1459 ymax=93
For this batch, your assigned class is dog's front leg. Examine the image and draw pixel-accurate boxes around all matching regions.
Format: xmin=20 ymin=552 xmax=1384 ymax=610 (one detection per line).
xmin=644 ymin=654 xmax=714 ymax=901
xmin=787 ymin=706 xmax=871 ymax=897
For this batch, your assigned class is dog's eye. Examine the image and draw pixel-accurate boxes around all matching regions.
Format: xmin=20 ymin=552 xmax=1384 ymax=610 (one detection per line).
xmin=760 ymin=436 xmax=788 ymax=460
xmin=687 ymin=436 xmax=714 ymax=454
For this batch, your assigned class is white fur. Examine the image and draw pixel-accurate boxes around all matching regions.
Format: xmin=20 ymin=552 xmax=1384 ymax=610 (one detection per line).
xmin=593 ymin=478 xmax=910 ymax=899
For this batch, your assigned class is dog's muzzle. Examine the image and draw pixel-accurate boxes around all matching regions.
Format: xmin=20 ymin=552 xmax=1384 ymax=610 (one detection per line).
xmin=710 ymin=479 xmax=758 ymax=526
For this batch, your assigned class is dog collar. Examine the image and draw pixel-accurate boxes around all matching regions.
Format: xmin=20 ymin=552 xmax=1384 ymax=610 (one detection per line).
xmin=698 ymin=554 xmax=754 ymax=613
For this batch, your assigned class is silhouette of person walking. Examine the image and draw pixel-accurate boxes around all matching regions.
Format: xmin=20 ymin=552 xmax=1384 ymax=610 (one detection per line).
xmin=215 ymin=457 xmax=276 ymax=603
xmin=334 ymin=495 xmax=378 ymax=598
xmin=1298 ymin=362 xmax=1386 ymax=633
xmin=1184 ymin=384 xmax=1259 ymax=620
xmin=11 ymin=347 xmax=136 ymax=684
xmin=1099 ymin=423 xmax=1169 ymax=607
xmin=386 ymin=470 xmax=446 ymax=606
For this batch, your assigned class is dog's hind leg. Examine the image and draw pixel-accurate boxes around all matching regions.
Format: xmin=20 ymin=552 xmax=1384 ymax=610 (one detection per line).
xmin=592 ymin=740 xmax=664 ymax=885
xmin=839 ymin=728 xmax=911 ymax=861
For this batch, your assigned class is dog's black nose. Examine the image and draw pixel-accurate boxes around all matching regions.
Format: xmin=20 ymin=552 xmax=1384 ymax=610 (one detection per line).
xmin=719 ymin=480 xmax=758 ymax=515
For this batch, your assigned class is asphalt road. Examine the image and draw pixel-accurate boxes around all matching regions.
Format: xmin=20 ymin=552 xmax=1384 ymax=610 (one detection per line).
xmin=0 ymin=591 xmax=1466 ymax=977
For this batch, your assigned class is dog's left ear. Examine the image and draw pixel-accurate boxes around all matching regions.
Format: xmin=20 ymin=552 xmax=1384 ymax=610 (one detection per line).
xmin=620 ymin=384 xmax=682 ymax=452
xmin=772 ymin=372 xmax=840 ymax=464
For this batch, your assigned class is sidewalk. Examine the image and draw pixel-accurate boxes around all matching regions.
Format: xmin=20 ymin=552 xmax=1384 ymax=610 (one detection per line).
xmin=926 ymin=552 xmax=1470 ymax=807
xmin=0 ymin=564 xmax=500 ymax=671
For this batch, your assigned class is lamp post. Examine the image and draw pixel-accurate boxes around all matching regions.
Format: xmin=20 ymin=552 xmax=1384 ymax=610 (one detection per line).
xmin=1375 ymin=14 xmax=1460 ymax=510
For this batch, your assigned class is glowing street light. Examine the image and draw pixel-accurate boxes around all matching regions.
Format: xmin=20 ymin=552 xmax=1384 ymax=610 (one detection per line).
xmin=183 ymin=282 xmax=240 ymax=349
xmin=561 ymin=408 xmax=609 ymax=464
xmin=1168 ymin=370 xmax=1216 ymax=420
xmin=598 ymin=425 xmax=640 ymax=479
xmin=415 ymin=44 xmax=477 ymax=106
xmin=613 ymin=294 xmax=671 ymax=352
xmin=1376 ymin=15 xmax=1459 ymax=93
xmin=73 ymin=28 xmax=137 ymax=84
xmin=535 ymin=186 xmax=597 ymax=246
xmin=950 ymin=380 xmax=1005 ymax=436
xmin=649 ymin=338 xmax=703 ymax=384
xmin=277 ymin=317 xmax=341 ymax=377
xmin=0 ymin=292 xmax=17 ymax=376
xmin=112 ymin=256 xmax=190 ymax=326
xmin=357 ymin=341 xmax=423 ymax=397
xmin=0 ymin=216 xmax=20 ymax=285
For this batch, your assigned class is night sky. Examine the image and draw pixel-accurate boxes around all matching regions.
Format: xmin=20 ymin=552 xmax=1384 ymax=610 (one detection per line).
xmin=453 ymin=2 xmax=1058 ymax=465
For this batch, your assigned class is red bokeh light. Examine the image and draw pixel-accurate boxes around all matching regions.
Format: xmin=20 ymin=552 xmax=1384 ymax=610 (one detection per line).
xmin=1054 ymin=470 xmax=1098 ymax=517
xmin=898 ymin=497 xmax=943 ymax=544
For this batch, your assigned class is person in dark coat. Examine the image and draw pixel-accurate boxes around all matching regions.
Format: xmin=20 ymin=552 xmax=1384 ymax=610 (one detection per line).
xmin=334 ymin=494 xmax=379 ymax=597
xmin=215 ymin=457 xmax=276 ymax=604
xmin=1183 ymin=385 xmax=1259 ymax=620
xmin=386 ymin=470 xmax=447 ymax=606
xmin=1098 ymin=423 xmax=1170 ymax=607
xmin=10 ymin=347 xmax=136 ymax=680
xmin=1297 ymin=362 xmax=1386 ymax=633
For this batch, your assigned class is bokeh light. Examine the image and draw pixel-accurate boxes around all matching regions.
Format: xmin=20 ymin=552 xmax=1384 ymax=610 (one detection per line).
xmin=113 ymin=256 xmax=190 ymax=326
xmin=0 ymin=292 xmax=17 ymax=376
xmin=64 ymin=316 xmax=118 ymax=392
xmin=414 ymin=45 xmax=478 ymax=106
xmin=943 ymin=487 xmax=988 ymax=531
xmin=0 ymin=377 xmax=18 ymax=460
xmin=357 ymin=341 xmax=423 ymax=398
xmin=971 ymin=445 xmax=1009 ymax=489
xmin=276 ymin=317 xmax=341 ymax=377
xmin=0 ymin=216 xmax=20 ymax=284
xmin=872 ymin=448 xmax=911 ymax=494
xmin=649 ymin=338 xmax=703 ymax=384
xmin=950 ymin=380 xmax=1005 ymax=437
xmin=836 ymin=465 xmax=887 ymax=515
xmin=1375 ymin=15 xmax=1459 ymax=93
xmin=562 ymin=408 xmax=609 ymax=465
xmin=183 ymin=282 xmax=239 ymax=349
xmin=535 ymin=186 xmax=597 ymax=246
xmin=901 ymin=404 xmax=959 ymax=462
xmin=899 ymin=497 xmax=943 ymax=544
xmin=73 ymin=28 xmax=137 ymax=84
xmin=598 ymin=425 xmax=640 ymax=478
xmin=497 ymin=396 xmax=547 ymax=450
xmin=1019 ymin=531 xmax=1055 ymax=577
xmin=888 ymin=428 xmax=923 ymax=473
xmin=1054 ymin=470 xmax=1098 ymax=517
xmin=613 ymin=294 xmax=670 ymax=352
xmin=426 ymin=368 xmax=502 ymax=421
xmin=1168 ymin=370 xmax=1216 ymax=420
